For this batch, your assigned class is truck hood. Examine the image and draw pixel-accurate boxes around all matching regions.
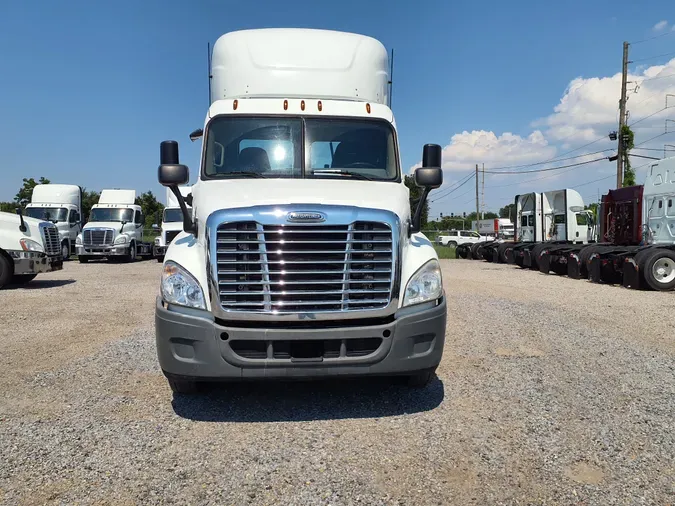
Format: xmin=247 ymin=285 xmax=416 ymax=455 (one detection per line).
xmin=0 ymin=211 xmax=49 ymax=242
xmin=193 ymin=179 xmax=411 ymax=223
xmin=82 ymin=222 xmax=124 ymax=232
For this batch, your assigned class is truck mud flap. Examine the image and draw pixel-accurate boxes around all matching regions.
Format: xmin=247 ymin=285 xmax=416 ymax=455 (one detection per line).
xmin=567 ymin=253 xmax=582 ymax=279
xmin=622 ymin=257 xmax=642 ymax=289
xmin=538 ymin=250 xmax=551 ymax=274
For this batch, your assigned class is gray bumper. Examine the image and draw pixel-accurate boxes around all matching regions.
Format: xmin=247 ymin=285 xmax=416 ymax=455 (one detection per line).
xmin=156 ymin=296 xmax=447 ymax=381
xmin=153 ymin=245 xmax=166 ymax=257
xmin=77 ymin=244 xmax=129 ymax=256
xmin=10 ymin=251 xmax=63 ymax=275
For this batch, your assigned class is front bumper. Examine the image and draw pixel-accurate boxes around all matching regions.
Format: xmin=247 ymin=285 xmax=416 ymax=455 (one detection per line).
xmin=10 ymin=251 xmax=63 ymax=275
xmin=156 ymin=295 xmax=447 ymax=381
xmin=77 ymin=244 xmax=129 ymax=256
xmin=153 ymin=245 xmax=167 ymax=257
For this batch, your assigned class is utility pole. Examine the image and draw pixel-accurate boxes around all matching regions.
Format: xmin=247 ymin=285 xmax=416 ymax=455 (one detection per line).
xmin=481 ymin=163 xmax=485 ymax=219
xmin=475 ymin=164 xmax=480 ymax=231
xmin=617 ymin=41 xmax=630 ymax=188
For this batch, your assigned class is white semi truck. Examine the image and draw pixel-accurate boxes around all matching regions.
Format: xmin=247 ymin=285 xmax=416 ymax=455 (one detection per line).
xmin=25 ymin=184 xmax=82 ymax=260
xmin=154 ymin=28 xmax=447 ymax=394
xmin=0 ymin=209 xmax=63 ymax=288
xmin=76 ymin=189 xmax=153 ymax=262
xmin=154 ymin=186 xmax=192 ymax=262
xmin=471 ymin=218 xmax=514 ymax=239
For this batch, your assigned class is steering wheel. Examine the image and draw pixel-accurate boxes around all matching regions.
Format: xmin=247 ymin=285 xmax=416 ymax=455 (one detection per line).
xmin=342 ymin=162 xmax=377 ymax=169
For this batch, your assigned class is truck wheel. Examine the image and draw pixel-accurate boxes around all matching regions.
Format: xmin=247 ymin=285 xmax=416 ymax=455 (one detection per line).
xmin=0 ymin=255 xmax=13 ymax=289
xmin=78 ymin=256 xmax=90 ymax=263
xmin=643 ymin=249 xmax=675 ymax=291
xmin=448 ymin=241 xmax=457 ymax=248
xmin=406 ymin=367 xmax=437 ymax=388
xmin=125 ymin=242 xmax=137 ymax=263
xmin=12 ymin=274 xmax=37 ymax=285
xmin=61 ymin=241 xmax=70 ymax=261
xmin=156 ymin=255 xmax=164 ymax=263
xmin=167 ymin=377 xmax=200 ymax=394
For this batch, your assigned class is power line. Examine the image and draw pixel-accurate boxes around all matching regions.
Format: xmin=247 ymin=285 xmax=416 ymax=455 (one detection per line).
xmin=629 ymin=106 xmax=668 ymax=127
xmin=486 ymin=149 xmax=611 ymax=171
xmin=632 ymin=146 xmax=675 ymax=151
xmin=484 ymin=156 xmax=609 ymax=174
xmin=571 ymin=174 xmax=615 ymax=189
xmin=631 ymin=50 xmax=675 ymax=64
xmin=484 ymin=160 xmax=603 ymax=189
xmin=630 ymin=30 xmax=675 ymax=45
xmin=429 ymin=172 xmax=475 ymax=203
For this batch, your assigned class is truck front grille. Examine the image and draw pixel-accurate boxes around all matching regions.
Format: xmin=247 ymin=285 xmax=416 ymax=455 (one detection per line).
xmin=83 ymin=229 xmax=114 ymax=246
xmin=40 ymin=224 xmax=61 ymax=256
xmin=215 ymin=221 xmax=394 ymax=313
xmin=165 ymin=231 xmax=180 ymax=244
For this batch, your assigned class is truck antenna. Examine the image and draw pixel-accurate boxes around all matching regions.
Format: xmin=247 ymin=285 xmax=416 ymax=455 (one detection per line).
xmin=388 ymin=48 xmax=394 ymax=109
xmin=207 ymin=42 xmax=213 ymax=106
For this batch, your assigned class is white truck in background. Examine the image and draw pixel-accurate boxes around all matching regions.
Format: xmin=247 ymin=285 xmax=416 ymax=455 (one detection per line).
xmin=436 ymin=229 xmax=490 ymax=247
xmin=0 ymin=209 xmax=63 ymax=288
xmin=471 ymin=218 xmax=514 ymax=239
xmin=76 ymin=189 xmax=153 ymax=262
xmin=154 ymin=28 xmax=447 ymax=394
xmin=154 ymin=186 xmax=192 ymax=262
xmin=25 ymin=184 xmax=82 ymax=260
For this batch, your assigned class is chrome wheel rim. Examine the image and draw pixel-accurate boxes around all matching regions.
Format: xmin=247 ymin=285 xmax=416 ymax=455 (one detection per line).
xmin=652 ymin=257 xmax=675 ymax=284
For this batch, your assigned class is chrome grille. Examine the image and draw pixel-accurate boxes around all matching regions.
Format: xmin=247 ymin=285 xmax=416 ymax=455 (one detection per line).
xmin=215 ymin=221 xmax=394 ymax=313
xmin=40 ymin=224 xmax=61 ymax=256
xmin=83 ymin=229 xmax=113 ymax=246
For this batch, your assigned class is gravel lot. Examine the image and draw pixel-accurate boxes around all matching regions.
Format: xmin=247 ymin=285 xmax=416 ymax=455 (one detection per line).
xmin=0 ymin=259 xmax=673 ymax=505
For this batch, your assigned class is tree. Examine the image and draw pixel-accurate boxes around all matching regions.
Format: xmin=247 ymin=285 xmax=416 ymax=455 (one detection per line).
xmin=0 ymin=202 xmax=18 ymax=213
xmin=622 ymin=124 xmax=636 ymax=187
xmin=135 ymin=191 xmax=164 ymax=227
xmin=15 ymin=177 xmax=50 ymax=206
xmin=80 ymin=189 xmax=100 ymax=223
xmin=585 ymin=202 xmax=599 ymax=221
xmin=499 ymin=203 xmax=516 ymax=220
xmin=404 ymin=174 xmax=429 ymax=227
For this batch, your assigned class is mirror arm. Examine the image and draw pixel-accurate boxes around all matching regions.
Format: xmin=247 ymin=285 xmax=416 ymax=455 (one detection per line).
xmin=170 ymin=186 xmax=197 ymax=237
xmin=409 ymin=187 xmax=431 ymax=236
xmin=16 ymin=208 xmax=27 ymax=232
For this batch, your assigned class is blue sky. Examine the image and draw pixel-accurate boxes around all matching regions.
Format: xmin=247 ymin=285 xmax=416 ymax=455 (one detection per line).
xmin=1 ymin=0 xmax=674 ymax=217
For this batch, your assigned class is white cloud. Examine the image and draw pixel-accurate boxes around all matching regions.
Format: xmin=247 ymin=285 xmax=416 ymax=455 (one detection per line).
xmin=410 ymin=130 xmax=556 ymax=173
xmin=537 ymin=58 xmax=675 ymax=145
xmin=653 ymin=20 xmax=668 ymax=32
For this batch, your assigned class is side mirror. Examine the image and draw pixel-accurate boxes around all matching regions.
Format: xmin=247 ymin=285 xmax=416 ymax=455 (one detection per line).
xmin=410 ymin=144 xmax=443 ymax=235
xmin=151 ymin=223 xmax=159 ymax=230
xmin=158 ymin=140 xmax=196 ymax=236
xmin=189 ymin=128 xmax=203 ymax=142
xmin=159 ymin=141 xmax=190 ymax=186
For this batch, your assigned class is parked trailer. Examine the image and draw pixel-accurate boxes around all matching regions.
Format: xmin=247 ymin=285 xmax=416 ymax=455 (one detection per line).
xmin=570 ymin=156 xmax=675 ymax=291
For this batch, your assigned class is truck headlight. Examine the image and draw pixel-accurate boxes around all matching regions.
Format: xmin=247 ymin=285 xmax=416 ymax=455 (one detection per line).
xmin=154 ymin=237 xmax=160 ymax=246
xmin=403 ymin=259 xmax=442 ymax=307
xmin=114 ymin=235 xmax=128 ymax=244
xmin=20 ymin=239 xmax=44 ymax=253
xmin=161 ymin=261 xmax=206 ymax=310
xmin=76 ymin=235 xmax=82 ymax=245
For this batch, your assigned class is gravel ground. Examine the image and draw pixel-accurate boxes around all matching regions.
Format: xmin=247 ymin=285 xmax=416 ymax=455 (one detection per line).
xmin=0 ymin=259 xmax=673 ymax=505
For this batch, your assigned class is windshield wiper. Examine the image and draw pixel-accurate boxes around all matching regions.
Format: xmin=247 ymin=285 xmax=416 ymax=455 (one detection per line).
xmin=312 ymin=170 xmax=373 ymax=181
xmin=219 ymin=171 xmax=268 ymax=178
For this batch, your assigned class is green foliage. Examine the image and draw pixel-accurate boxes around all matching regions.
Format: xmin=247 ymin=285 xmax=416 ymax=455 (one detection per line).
xmin=499 ymin=203 xmax=516 ymax=219
xmin=433 ymin=244 xmax=457 ymax=259
xmin=622 ymin=124 xmax=636 ymax=187
xmin=135 ymin=191 xmax=165 ymax=226
xmin=585 ymin=202 xmax=598 ymax=221
xmin=14 ymin=177 xmax=50 ymax=206
xmin=404 ymin=174 xmax=429 ymax=227
xmin=80 ymin=189 xmax=100 ymax=223
xmin=0 ymin=202 xmax=19 ymax=213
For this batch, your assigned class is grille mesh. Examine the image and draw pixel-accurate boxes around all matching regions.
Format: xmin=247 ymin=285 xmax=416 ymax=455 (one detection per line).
xmin=83 ymin=229 xmax=113 ymax=246
xmin=165 ymin=230 xmax=180 ymax=244
xmin=40 ymin=225 xmax=61 ymax=256
xmin=215 ymin=221 xmax=394 ymax=313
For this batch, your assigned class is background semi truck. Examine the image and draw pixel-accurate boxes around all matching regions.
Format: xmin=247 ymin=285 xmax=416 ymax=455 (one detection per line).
xmin=155 ymin=28 xmax=447 ymax=394
xmin=154 ymin=186 xmax=192 ymax=262
xmin=471 ymin=218 xmax=514 ymax=239
xmin=0 ymin=210 xmax=63 ymax=288
xmin=25 ymin=184 xmax=82 ymax=260
xmin=76 ymin=189 xmax=153 ymax=262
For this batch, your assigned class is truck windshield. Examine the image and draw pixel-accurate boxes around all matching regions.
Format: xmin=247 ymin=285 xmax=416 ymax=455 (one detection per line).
xmin=203 ymin=116 xmax=399 ymax=181
xmin=25 ymin=207 xmax=67 ymax=222
xmin=89 ymin=208 xmax=134 ymax=222
xmin=163 ymin=208 xmax=190 ymax=222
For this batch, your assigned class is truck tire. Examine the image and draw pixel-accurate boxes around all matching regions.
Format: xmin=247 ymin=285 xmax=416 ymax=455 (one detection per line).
xmin=642 ymin=248 xmax=675 ymax=291
xmin=12 ymin=274 xmax=37 ymax=285
xmin=78 ymin=256 xmax=90 ymax=263
xmin=0 ymin=254 xmax=13 ymax=289
xmin=156 ymin=255 xmax=164 ymax=263
xmin=124 ymin=242 xmax=137 ymax=263
xmin=167 ymin=377 xmax=200 ymax=394
xmin=447 ymin=241 xmax=457 ymax=248
xmin=61 ymin=240 xmax=70 ymax=261
xmin=406 ymin=367 xmax=437 ymax=388
xmin=470 ymin=242 xmax=483 ymax=260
